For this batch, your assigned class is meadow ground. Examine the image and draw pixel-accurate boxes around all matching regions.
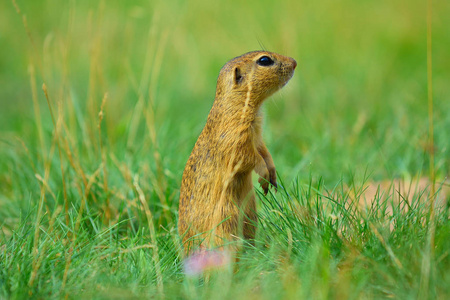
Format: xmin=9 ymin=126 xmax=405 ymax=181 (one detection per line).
xmin=0 ymin=0 xmax=449 ymax=299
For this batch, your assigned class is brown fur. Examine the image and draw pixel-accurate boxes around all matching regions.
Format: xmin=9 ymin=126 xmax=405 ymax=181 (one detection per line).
xmin=178 ymin=51 xmax=296 ymax=252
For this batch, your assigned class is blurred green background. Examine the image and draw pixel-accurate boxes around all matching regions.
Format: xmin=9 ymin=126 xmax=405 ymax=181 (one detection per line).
xmin=1 ymin=0 xmax=450 ymax=298
xmin=1 ymin=0 xmax=449 ymax=185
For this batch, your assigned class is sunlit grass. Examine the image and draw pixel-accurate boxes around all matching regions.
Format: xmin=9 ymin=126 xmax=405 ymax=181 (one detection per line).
xmin=0 ymin=0 xmax=449 ymax=298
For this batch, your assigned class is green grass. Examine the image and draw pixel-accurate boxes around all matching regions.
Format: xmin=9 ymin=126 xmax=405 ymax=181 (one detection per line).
xmin=1 ymin=0 xmax=449 ymax=298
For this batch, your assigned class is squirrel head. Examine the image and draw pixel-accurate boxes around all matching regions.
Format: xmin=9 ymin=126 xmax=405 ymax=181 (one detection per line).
xmin=215 ymin=51 xmax=297 ymax=107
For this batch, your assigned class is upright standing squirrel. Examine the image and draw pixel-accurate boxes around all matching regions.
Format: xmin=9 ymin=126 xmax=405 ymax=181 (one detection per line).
xmin=178 ymin=51 xmax=296 ymax=252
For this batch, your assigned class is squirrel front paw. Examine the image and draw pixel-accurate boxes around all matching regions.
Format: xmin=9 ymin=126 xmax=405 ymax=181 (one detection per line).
xmin=258 ymin=168 xmax=277 ymax=195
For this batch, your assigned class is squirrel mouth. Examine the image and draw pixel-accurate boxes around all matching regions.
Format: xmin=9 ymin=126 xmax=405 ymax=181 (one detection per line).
xmin=279 ymin=69 xmax=295 ymax=88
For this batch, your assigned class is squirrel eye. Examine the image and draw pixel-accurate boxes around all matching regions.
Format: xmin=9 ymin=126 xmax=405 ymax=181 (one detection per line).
xmin=256 ymin=56 xmax=274 ymax=66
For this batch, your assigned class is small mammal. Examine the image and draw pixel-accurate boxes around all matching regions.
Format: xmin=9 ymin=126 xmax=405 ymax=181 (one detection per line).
xmin=178 ymin=51 xmax=296 ymax=252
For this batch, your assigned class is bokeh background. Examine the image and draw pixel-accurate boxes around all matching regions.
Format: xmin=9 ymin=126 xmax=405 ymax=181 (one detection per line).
xmin=1 ymin=0 xmax=449 ymax=185
xmin=0 ymin=0 xmax=449 ymax=297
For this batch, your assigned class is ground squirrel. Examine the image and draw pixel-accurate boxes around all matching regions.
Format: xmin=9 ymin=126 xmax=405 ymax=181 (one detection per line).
xmin=178 ymin=51 xmax=296 ymax=252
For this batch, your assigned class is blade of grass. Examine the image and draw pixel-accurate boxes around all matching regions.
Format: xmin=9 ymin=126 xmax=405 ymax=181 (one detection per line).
xmin=419 ymin=0 xmax=436 ymax=298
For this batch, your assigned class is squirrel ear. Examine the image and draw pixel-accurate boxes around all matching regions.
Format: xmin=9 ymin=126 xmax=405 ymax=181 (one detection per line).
xmin=234 ymin=67 xmax=243 ymax=85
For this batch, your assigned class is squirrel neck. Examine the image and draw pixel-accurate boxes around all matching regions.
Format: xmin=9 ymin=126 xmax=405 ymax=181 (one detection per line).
xmin=211 ymin=90 xmax=264 ymax=127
